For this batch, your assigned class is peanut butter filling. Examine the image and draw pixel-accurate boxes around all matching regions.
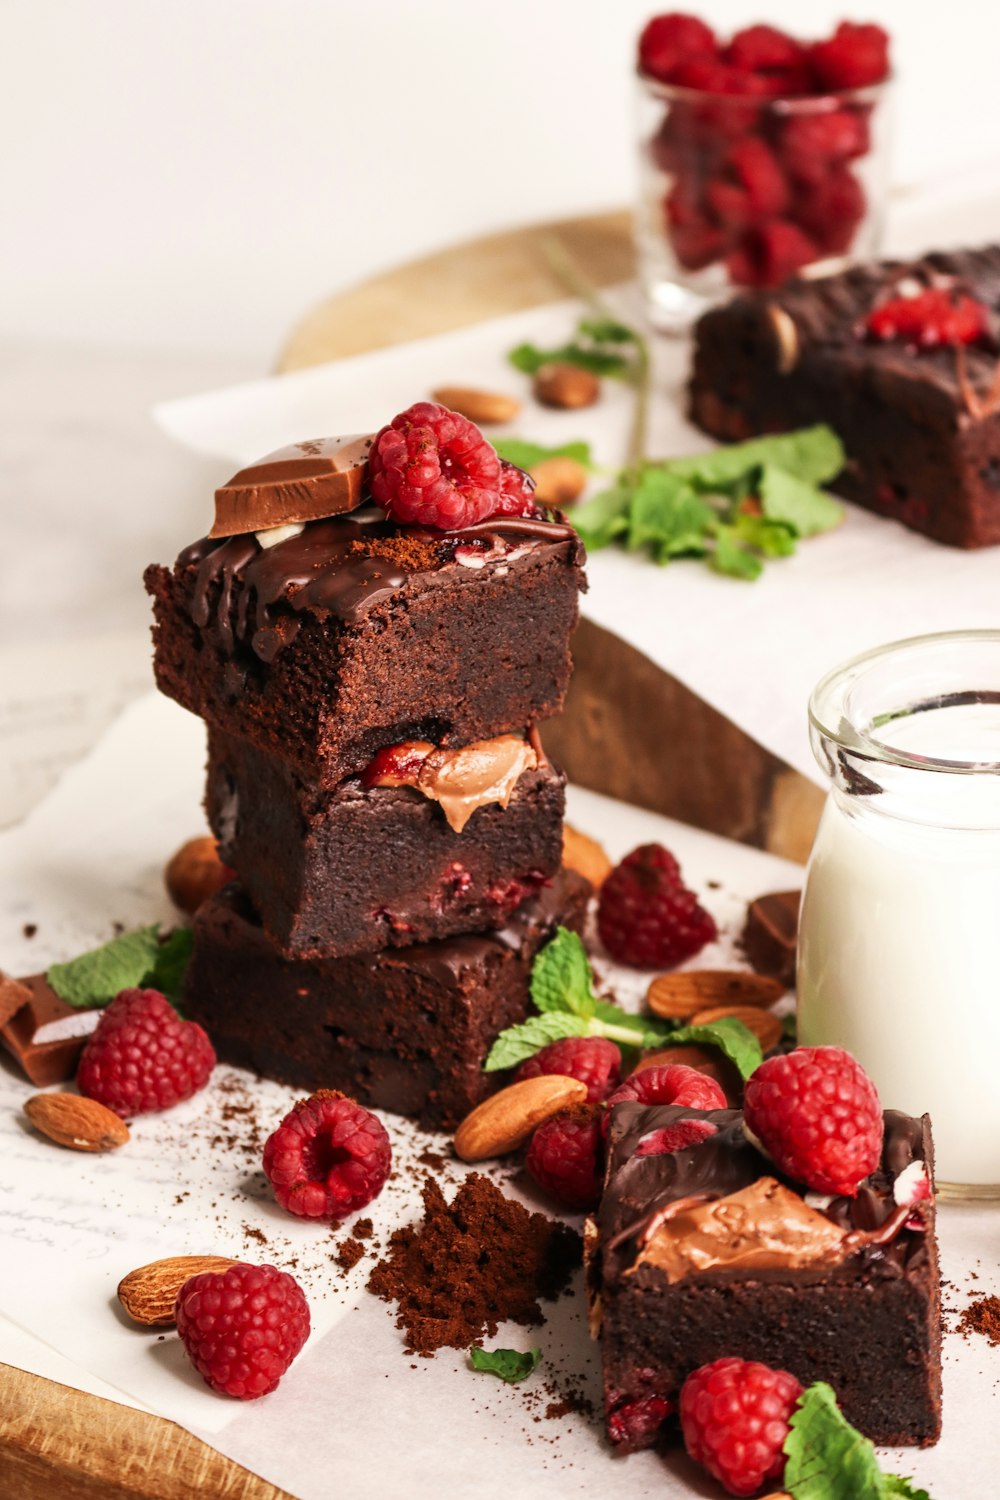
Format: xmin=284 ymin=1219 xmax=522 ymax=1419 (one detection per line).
xmin=365 ymin=734 xmax=538 ymax=833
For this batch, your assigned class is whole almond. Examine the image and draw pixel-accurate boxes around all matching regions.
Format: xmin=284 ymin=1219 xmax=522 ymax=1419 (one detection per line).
xmin=689 ymin=1004 xmax=784 ymax=1053
xmin=454 ymin=1075 xmax=587 ymax=1161
xmin=24 ymin=1093 xmax=129 ymax=1152
xmin=532 ymin=362 xmax=600 ymax=409
xmin=647 ymin=970 xmax=785 ymax=1020
xmin=430 ymin=386 xmax=521 ymax=424
xmin=117 ymin=1255 xmax=238 ymax=1326
xmin=165 ymin=835 xmax=231 ymax=914
xmin=529 ymin=455 xmax=588 ymax=508
xmin=562 ymin=823 xmax=613 ymax=888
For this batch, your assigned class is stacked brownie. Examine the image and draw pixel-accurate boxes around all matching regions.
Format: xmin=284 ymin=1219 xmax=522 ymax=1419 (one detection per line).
xmin=144 ymin=434 xmax=589 ymax=1127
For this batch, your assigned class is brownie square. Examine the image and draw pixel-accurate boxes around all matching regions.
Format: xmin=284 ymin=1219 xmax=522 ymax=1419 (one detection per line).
xmin=145 ymin=507 xmax=586 ymax=785
xmin=593 ymin=1104 xmax=941 ymax=1451
xmin=183 ymin=869 xmax=591 ymax=1129
xmin=205 ymin=726 xmax=566 ymax=958
xmin=688 ymin=246 xmax=1000 ymax=548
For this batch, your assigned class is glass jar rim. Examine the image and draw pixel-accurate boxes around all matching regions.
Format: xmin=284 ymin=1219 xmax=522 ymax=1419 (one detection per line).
xmin=635 ymin=67 xmax=890 ymax=110
xmin=809 ymin=629 xmax=1000 ymax=777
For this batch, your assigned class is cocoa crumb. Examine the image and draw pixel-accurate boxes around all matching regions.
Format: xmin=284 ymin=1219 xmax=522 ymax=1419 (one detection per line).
xmin=22 ymin=923 xmax=37 ymax=939
xmin=346 ymin=535 xmax=444 ymax=572
xmin=242 ymin=1223 xmax=268 ymax=1246
xmin=353 ymin=1217 xmax=373 ymax=1240
xmin=959 ymin=1295 xmax=1000 ymax=1346
xmin=337 ymin=1238 xmax=365 ymax=1271
xmin=367 ymin=1173 xmax=580 ymax=1355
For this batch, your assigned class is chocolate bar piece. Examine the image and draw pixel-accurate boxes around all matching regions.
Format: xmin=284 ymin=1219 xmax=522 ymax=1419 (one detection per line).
xmin=145 ymin=505 xmax=586 ymax=787
xmin=183 ymin=869 xmax=590 ymax=1129
xmin=205 ymin=726 xmax=566 ymax=958
xmin=0 ymin=973 xmax=99 ymax=1086
xmin=211 ymin=435 xmax=372 ymax=537
xmin=593 ymin=1103 xmax=942 ymax=1450
xmin=743 ymin=889 xmax=800 ymax=988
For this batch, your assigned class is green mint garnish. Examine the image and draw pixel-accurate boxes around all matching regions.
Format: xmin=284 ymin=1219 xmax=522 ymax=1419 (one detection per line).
xmin=47 ymin=924 xmax=193 ymax=1010
xmin=783 ymin=1383 xmax=933 ymax=1499
xmin=469 ymin=1345 xmax=542 ymax=1383
xmin=485 ymin=928 xmax=761 ymax=1078
xmin=492 ymin=437 xmax=594 ymax=473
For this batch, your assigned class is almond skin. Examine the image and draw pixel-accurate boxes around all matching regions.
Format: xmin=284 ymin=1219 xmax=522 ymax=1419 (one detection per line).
xmin=562 ymin=823 xmax=613 ymax=888
xmin=24 ymin=1093 xmax=129 ymax=1152
xmin=454 ymin=1075 xmax=587 ymax=1161
xmin=532 ymin=362 xmax=600 ymax=409
xmin=647 ymin=970 xmax=785 ymax=1020
xmin=689 ymin=1004 xmax=784 ymax=1053
xmin=529 ymin=456 xmax=588 ymax=508
xmin=117 ymin=1255 xmax=238 ymax=1326
xmin=430 ymin=386 xmax=521 ymax=424
xmin=165 ymin=835 xmax=231 ymax=915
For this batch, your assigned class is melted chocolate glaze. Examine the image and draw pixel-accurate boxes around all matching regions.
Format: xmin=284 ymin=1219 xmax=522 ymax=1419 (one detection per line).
xmin=175 ymin=505 xmax=583 ymax=662
xmin=599 ymin=1104 xmax=931 ymax=1282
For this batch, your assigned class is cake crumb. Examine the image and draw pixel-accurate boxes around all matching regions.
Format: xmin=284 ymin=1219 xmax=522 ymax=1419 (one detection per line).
xmin=959 ymin=1295 xmax=1000 ymax=1346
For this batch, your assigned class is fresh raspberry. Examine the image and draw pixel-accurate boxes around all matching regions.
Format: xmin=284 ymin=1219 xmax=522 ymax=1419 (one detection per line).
xmin=680 ymin=1357 xmax=803 ymax=1496
xmin=671 ymin=216 xmax=730 ymax=272
xmin=809 ymin=22 xmax=890 ymax=92
xmin=176 ymin=1262 xmax=310 ymax=1400
xmin=864 ymin=287 xmax=990 ymax=349
xmin=516 ymin=1036 xmax=621 ymax=1103
xmin=607 ymin=1392 xmax=675 ymax=1447
xmin=76 ymin=988 xmax=215 ymax=1116
xmin=634 ymin=1117 xmax=719 ymax=1157
xmin=725 ymin=24 xmax=803 ymax=77
xmin=492 ymin=459 xmax=538 ymax=517
xmin=638 ymin=12 xmax=717 ymax=82
xmin=606 ymin=1063 xmax=726 ymax=1122
xmin=727 ymin=220 xmax=817 ymax=288
xmin=792 ymin=168 xmax=866 ymax=254
xmin=597 ymin=843 xmax=716 ymax=969
xmin=368 ymin=402 xmax=502 ymax=530
xmin=713 ymin=138 xmax=788 ymax=223
xmin=525 ymin=1103 xmax=603 ymax=1211
xmin=781 ymin=108 xmax=870 ymax=175
xmin=262 ymin=1089 xmax=391 ymax=1219
xmin=743 ymin=1045 xmax=883 ymax=1196
xmin=670 ymin=57 xmax=750 ymax=95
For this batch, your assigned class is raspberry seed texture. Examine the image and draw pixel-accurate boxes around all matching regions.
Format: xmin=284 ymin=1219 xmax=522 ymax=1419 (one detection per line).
xmin=368 ymin=402 xmax=503 ymax=530
xmin=680 ymin=1356 xmax=803 ymax=1496
xmin=176 ymin=1262 xmax=310 ymax=1400
xmin=76 ymin=987 xmax=215 ymax=1116
xmin=262 ymin=1089 xmax=392 ymax=1219
xmin=597 ymin=843 xmax=716 ymax=969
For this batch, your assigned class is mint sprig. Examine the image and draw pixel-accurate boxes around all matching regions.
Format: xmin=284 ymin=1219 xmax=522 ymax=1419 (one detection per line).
xmin=493 ymin=437 xmax=594 ymax=473
xmin=485 ymin=929 xmax=762 ymax=1078
xmin=47 ymin=924 xmax=193 ymax=1010
xmin=783 ymin=1383 xmax=933 ymax=1499
xmin=509 ymin=315 xmax=642 ymax=381
xmin=469 ymin=1345 xmax=542 ymax=1384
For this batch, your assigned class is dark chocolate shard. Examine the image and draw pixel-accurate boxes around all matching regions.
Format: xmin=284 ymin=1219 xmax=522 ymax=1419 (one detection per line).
xmin=743 ymin=889 xmax=800 ymax=989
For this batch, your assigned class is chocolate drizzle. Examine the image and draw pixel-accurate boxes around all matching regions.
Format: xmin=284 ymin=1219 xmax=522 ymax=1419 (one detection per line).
xmin=175 ymin=506 xmax=581 ymax=663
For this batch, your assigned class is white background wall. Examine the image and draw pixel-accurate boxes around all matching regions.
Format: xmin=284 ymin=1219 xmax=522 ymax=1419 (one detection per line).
xmin=2 ymin=0 xmax=998 ymax=364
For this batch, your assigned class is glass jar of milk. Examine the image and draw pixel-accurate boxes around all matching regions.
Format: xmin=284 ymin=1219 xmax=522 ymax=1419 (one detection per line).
xmin=798 ymin=631 xmax=1000 ymax=1197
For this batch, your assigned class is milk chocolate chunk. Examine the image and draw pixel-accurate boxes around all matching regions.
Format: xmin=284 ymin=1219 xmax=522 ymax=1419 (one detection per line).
xmin=210 ymin=434 xmax=374 ymax=538
xmin=743 ymin=889 xmax=800 ymax=989
xmin=0 ymin=973 xmax=98 ymax=1086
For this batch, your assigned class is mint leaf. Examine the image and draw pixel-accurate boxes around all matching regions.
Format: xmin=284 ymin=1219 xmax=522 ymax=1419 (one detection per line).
xmin=493 ymin=437 xmax=593 ymax=472
xmin=590 ymin=1002 xmax=676 ymax=1052
xmin=730 ymin=510 xmax=798 ymax=557
xmin=627 ymin=470 xmax=715 ymax=556
xmin=484 ymin=1012 xmax=585 ymax=1072
xmin=883 ymin=1479 xmax=931 ymax=1499
xmin=571 ymin=484 xmax=632 ymax=549
xmin=147 ymin=927 xmax=194 ymax=1005
xmin=578 ymin=317 xmax=637 ymax=345
xmin=530 ymin=927 xmax=595 ymax=1020
xmin=784 ymin=1383 xmax=892 ymax=1499
xmin=47 ymin=926 xmax=163 ymax=1010
xmin=666 ymin=1019 xmax=763 ymax=1080
xmin=508 ymin=341 xmax=630 ymax=378
xmin=469 ymin=1345 xmax=542 ymax=1383
xmin=662 ymin=426 xmax=844 ymax=488
xmin=759 ymin=463 xmax=844 ymax=538
xmin=711 ymin=526 xmax=764 ymax=581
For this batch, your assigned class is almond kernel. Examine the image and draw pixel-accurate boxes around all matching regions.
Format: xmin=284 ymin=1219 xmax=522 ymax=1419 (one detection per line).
xmin=532 ymin=362 xmax=600 ymax=409
xmin=430 ymin=386 xmax=521 ymax=424
xmin=454 ymin=1075 xmax=587 ymax=1161
xmin=529 ymin=456 xmax=588 ymax=508
xmin=117 ymin=1255 xmax=238 ymax=1326
xmin=647 ymin=970 xmax=785 ymax=1020
xmin=24 ymin=1093 xmax=129 ymax=1152
xmin=562 ymin=824 xmax=613 ymax=888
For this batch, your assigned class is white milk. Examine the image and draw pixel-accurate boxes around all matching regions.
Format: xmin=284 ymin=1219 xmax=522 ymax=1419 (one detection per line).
xmin=799 ymin=703 xmax=1000 ymax=1190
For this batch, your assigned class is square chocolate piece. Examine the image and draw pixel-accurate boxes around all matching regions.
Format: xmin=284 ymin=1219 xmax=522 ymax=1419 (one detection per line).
xmin=182 ymin=869 xmax=591 ymax=1129
xmin=593 ymin=1103 xmax=941 ymax=1451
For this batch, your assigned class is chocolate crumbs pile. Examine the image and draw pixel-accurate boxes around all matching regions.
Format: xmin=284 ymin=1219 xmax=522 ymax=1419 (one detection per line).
xmin=367 ymin=1173 xmax=580 ymax=1355
xmin=347 ymin=535 xmax=443 ymax=572
xmin=959 ymin=1295 xmax=1000 ymax=1346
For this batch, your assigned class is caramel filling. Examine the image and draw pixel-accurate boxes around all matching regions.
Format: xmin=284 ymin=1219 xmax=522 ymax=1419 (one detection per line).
xmin=365 ymin=734 xmax=538 ymax=833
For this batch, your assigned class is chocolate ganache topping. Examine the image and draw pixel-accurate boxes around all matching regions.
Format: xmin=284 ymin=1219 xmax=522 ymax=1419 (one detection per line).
xmin=178 ymin=505 xmax=581 ymax=663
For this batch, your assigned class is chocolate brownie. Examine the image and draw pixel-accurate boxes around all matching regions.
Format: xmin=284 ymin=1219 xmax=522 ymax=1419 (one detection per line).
xmin=183 ymin=868 xmax=591 ymax=1129
xmin=145 ymin=506 xmax=586 ymax=785
xmin=205 ymin=726 xmax=566 ymax=958
xmin=593 ymin=1103 xmax=941 ymax=1450
xmin=689 ymin=246 xmax=1000 ymax=547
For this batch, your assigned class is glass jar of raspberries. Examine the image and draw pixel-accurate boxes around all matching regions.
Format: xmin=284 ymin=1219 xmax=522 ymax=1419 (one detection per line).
xmin=634 ymin=13 xmax=893 ymax=328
